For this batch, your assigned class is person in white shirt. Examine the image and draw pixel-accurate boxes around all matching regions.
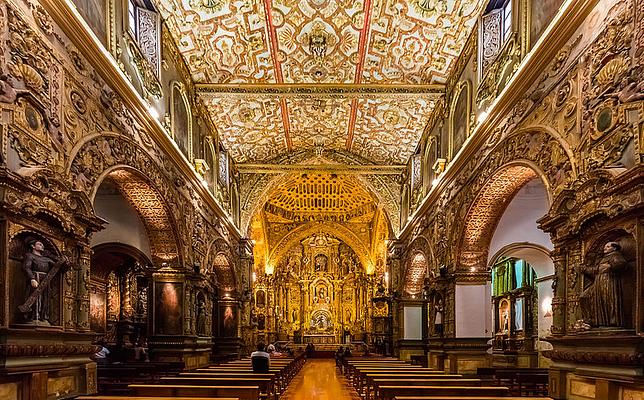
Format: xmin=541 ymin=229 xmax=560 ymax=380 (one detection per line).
xmin=251 ymin=343 xmax=270 ymax=373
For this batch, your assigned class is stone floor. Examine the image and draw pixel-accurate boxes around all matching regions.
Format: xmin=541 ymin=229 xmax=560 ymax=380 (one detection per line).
xmin=280 ymin=359 xmax=360 ymax=400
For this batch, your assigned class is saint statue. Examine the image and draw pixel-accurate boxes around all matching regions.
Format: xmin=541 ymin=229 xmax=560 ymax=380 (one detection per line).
xmin=196 ymin=299 xmax=206 ymax=335
xmin=434 ymin=299 xmax=444 ymax=337
xmin=21 ymin=240 xmax=68 ymax=324
xmin=579 ymin=241 xmax=629 ymax=327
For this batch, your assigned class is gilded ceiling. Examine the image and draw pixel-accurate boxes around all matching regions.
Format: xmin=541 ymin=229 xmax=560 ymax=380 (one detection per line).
xmin=155 ymin=0 xmax=483 ymax=164
xmin=264 ymin=172 xmax=376 ymax=222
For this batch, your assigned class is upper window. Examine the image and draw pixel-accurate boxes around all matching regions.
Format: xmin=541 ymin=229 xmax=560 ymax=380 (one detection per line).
xmin=127 ymin=0 xmax=161 ymax=76
xmin=502 ymin=0 xmax=512 ymax=41
xmin=479 ymin=0 xmax=514 ymax=77
xmin=128 ymin=0 xmax=137 ymax=36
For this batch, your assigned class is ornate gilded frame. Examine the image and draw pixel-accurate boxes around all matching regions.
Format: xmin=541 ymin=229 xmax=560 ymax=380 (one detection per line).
xmin=448 ymin=80 xmax=472 ymax=160
xmin=170 ymin=80 xmax=194 ymax=161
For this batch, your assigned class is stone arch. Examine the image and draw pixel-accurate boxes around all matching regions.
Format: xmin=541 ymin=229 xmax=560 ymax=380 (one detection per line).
xmin=452 ymin=128 xmax=573 ymax=271
xmin=67 ymin=133 xmax=184 ymax=267
xmin=240 ymin=154 xmax=400 ymax=234
xmin=488 ymin=242 xmax=553 ymax=279
xmin=458 ymin=162 xmax=548 ymax=270
xmin=403 ymin=250 xmax=429 ymax=296
xmin=204 ymin=238 xmax=237 ymax=292
xmin=268 ymin=222 xmax=372 ymax=273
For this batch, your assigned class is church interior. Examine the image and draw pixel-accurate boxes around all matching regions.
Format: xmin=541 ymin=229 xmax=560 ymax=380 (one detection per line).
xmin=0 ymin=0 xmax=642 ymax=399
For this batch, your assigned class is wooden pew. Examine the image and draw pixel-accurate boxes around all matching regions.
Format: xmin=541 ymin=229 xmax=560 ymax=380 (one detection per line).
xmin=129 ymin=384 xmax=259 ymax=400
xmin=393 ymin=397 xmax=550 ymax=400
xmin=78 ymin=397 xmax=238 ymax=400
xmin=370 ymin=378 xmax=482 ymax=400
xmin=378 ymin=385 xmax=510 ymax=400
xmin=182 ymin=371 xmax=283 ymax=393
xmin=159 ymin=376 xmax=274 ymax=399
xmin=361 ymin=374 xmax=463 ymax=400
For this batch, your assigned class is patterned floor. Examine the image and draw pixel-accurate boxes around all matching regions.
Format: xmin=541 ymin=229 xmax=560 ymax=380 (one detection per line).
xmin=280 ymin=359 xmax=361 ymax=400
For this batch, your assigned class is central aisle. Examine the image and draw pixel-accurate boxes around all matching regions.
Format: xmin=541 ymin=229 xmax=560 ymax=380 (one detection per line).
xmin=281 ymin=359 xmax=360 ymax=400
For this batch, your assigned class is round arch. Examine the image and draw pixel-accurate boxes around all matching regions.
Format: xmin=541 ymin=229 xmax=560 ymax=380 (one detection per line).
xmin=68 ymin=133 xmax=184 ymax=267
xmin=204 ymin=237 xmax=237 ymax=292
xmin=403 ymin=251 xmax=429 ymax=295
xmin=488 ymin=242 xmax=554 ymax=279
xmin=267 ymin=222 xmax=373 ymax=273
xmin=458 ymin=161 xmax=553 ymax=271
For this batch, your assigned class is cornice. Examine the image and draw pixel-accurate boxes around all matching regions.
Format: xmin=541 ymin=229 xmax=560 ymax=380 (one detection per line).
xmin=196 ymin=83 xmax=445 ymax=98
xmin=38 ymin=0 xmax=242 ymax=240
xmin=399 ymin=0 xmax=599 ymax=241
xmin=236 ymin=163 xmax=406 ymax=175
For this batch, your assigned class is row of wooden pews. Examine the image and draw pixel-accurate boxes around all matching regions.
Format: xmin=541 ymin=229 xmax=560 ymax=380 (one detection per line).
xmin=95 ymin=361 xmax=184 ymax=395
xmin=78 ymin=353 xmax=305 ymax=400
xmin=344 ymin=357 xmax=551 ymax=400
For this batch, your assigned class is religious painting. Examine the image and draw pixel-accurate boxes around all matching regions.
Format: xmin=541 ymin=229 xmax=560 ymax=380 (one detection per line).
xmin=257 ymin=314 xmax=266 ymax=331
xmin=171 ymin=83 xmax=192 ymax=159
xmin=256 ymin=290 xmax=266 ymax=307
xmin=450 ymin=81 xmax=471 ymax=158
xmin=220 ymin=304 xmax=237 ymax=337
xmin=498 ymin=298 xmax=510 ymax=333
xmin=314 ymin=254 xmax=328 ymax=272
xmin=72 ymin=0 xmax=107 ymax=46
xmin=90 ymin=291 xmax=106 ymax=333
xmin=154 ymin=282 xmax=183 ymax=335
xmin=514 ymin=297 xmax=524 ymax=331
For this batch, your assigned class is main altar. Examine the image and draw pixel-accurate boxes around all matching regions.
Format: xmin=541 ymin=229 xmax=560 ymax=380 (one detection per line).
xmin=252 ymin=233 xmax=377 ymax=344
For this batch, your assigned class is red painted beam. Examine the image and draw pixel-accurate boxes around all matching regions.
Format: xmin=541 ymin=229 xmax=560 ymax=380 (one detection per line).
xmin=346 ymin=0 xmax=373 ymax=150
xmin=262 ymin=0 xmax=292 ymax=150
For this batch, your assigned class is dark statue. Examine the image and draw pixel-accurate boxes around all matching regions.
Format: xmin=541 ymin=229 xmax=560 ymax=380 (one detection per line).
xmin=579 ymin=242 xmax=629 ymax=327
xmin=21 ymin=240 xmax=68 ymax=324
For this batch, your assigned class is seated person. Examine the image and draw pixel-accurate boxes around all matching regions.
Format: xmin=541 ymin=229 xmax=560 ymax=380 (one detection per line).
xmin=134 ymin=339 xmax=149 ymax=362
xmin=266 ymin=343 xmax=276 ymax=354
xmin=251 ymin=342 xmax=270 ymax=373
xmin=92 ymin=341 xmax=110 ymax=363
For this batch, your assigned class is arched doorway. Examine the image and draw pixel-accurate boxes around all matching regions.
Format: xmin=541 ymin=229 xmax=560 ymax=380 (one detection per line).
xmin=459 ymin=167 xmax=554 ymax=367
xmin=90 ymin=168 xmax=181 ymax=362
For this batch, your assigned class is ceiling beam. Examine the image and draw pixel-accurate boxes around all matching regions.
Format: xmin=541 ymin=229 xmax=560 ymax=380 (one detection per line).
xmin=196 ymin=83 xmax=445 ymax=97
xmin=347 ymin=0 xmax=374 ymax=150
xmin=236 ymin=163 xmax=406 ymax=175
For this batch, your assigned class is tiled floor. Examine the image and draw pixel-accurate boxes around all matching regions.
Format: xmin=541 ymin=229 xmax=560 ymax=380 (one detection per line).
xmin=281 ymin=359 xmax=360 ymax=400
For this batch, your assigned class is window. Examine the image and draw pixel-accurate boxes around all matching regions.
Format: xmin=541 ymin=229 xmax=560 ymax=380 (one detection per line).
xmin=128 ymin=0 xmax=137 ymax=35
xmin=503 ymin=0 xmax=512 ymax=41
xmin=479 ymin=0 xmax=514 ymax=76
xmin=127 ymin=0 xmax=161 ymax=76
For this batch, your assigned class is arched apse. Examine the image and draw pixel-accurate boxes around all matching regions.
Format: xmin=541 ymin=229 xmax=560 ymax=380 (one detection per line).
xmin=267 ymin=221 xmax=373 ymax=274
xmin=240 ymin=159 xmax=400 ymax=234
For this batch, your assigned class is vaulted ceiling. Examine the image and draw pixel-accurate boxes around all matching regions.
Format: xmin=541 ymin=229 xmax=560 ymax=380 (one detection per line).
xmin=155 ymin=0 xmax=483 ymax=165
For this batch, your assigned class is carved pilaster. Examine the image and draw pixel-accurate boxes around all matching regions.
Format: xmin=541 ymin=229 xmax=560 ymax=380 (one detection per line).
xmin=75 ymin=245 xmax=91 ymax=332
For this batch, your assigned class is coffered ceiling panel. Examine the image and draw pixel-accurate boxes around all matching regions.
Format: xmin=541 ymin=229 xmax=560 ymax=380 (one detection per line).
xmin=287 ymin=97 xmax=351 ymax=151
xmin=156 ymin=0 xmax=483 ymax=164
xmin=273 ymin=2 xmax=363 ymax=83
xmin=156 ymin=0 xmax=274 ymax=83
xmin=363 ymin=0 xmax=481 ymax=84
xmin=350 ymin=97 xmax=436 ymax=163
xmin=203 ymin=96 xmax=288 ymax=162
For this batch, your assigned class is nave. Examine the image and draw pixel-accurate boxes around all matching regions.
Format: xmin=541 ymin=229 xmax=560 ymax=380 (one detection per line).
xmin=77 ymin=351 xmax=552 ymax=400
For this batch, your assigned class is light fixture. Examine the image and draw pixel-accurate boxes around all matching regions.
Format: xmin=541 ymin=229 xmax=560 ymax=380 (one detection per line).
xmin=432 ymin=177 xmax=440 ymax=186
xmin=252 ymin=271 xmax=256 ymax=282
xmin=477 ymin=110 xmax=489 ymax=124
xmin=148 ymin=105 xmax=160 ymax=119
xmin=470 ymin=267 xmax=477 ymax=272
xmin=542 ymin=296 xmax=553 ymax=317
